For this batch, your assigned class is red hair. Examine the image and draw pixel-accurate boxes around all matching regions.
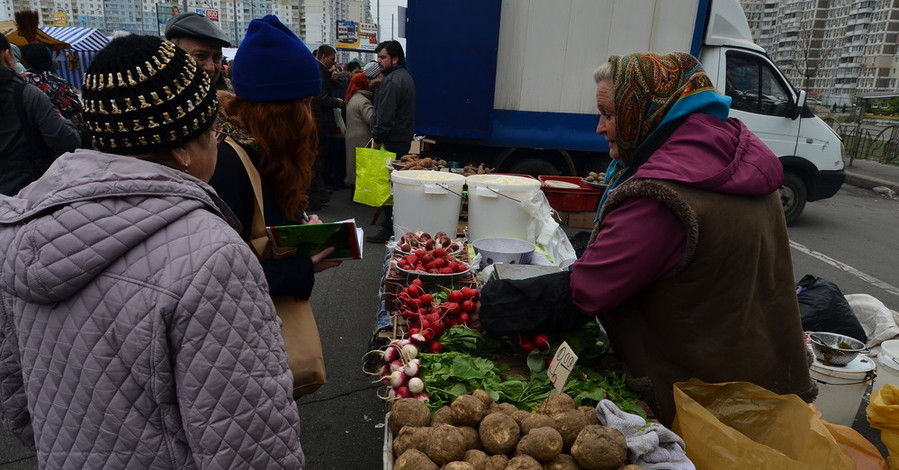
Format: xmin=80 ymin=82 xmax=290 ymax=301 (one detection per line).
xmin=344 ymin=73 xmax=370 ymax=102
xmin=223 ymin=96 xmax=319 ymax=222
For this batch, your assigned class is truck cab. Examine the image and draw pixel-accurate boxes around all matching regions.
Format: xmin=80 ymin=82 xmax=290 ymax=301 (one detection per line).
xmin=698 ymin=0 xmax=845 ymax=224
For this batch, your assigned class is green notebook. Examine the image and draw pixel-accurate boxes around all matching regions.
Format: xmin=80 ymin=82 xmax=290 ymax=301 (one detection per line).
xmin=265 ymin=219 xmax=363 ymax=260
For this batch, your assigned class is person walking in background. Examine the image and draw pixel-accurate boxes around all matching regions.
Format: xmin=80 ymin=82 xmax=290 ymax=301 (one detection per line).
xmin=165 ymin=11 xmax=232 ymax=91
xmin=307 ymin=44 xmax=343 ymax=209
xmin=210 ymin=15 xmax=341 ymax=302
xmin=366 ymin=40 xmax=416 ymax=244
xmin=343 ymin=62 xmax=382 ymax=188
xmin=0 ymin=32 xmax=81 ymax=195
xmin=0 ymin=34 xmax=305 ymax=468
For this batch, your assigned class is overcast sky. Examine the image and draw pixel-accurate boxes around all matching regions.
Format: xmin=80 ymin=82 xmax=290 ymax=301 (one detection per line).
xmin=371 ymin=0 xmax=406 ymax=46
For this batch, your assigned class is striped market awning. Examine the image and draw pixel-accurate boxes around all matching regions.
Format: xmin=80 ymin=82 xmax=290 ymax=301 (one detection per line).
xmin=41 ymin=26 xmax=110 ymax=52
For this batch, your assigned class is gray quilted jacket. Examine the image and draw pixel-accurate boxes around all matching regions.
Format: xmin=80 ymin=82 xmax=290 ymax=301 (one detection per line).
xmin=0 ymin=150 xmax=304 ymax=469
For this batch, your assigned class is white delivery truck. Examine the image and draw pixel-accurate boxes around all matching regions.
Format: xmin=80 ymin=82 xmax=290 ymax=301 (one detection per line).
xmin=405 ymin=0 xmax=845 ymax=224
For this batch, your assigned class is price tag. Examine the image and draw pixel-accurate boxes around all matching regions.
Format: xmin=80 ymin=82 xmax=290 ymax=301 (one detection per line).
xmin=547 ymin=341 xmax=578 ymax=392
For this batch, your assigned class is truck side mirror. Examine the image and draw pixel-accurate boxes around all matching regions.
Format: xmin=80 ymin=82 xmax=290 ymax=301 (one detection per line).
xmin=790 ymin=90 xmax=807 ymax=120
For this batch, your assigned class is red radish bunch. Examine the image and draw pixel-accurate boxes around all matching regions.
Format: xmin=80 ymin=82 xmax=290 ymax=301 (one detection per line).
xmin=370 ymin=338 xmax=428 ymax=402
xmin=511 ymin=333 xmax=551 ymax=352
xmin=395 ymin=247 xmax=469 ymax=275
xmin=397 ymin=231 xmax=461 ymax=254
xmin=394 ymin=280 xmax=480 ymax=351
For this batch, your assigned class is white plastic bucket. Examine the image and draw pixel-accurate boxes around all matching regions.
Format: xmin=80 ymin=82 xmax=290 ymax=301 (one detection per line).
xmin=809 ymin=352 xmax=876 ymax=426
xmin=391 ymin=170 xmax=466 ymax=237
xmin=873 ymin=340 xmax=899 ymax=394
xmin=465 ymin=174 xmax=542 ymax=242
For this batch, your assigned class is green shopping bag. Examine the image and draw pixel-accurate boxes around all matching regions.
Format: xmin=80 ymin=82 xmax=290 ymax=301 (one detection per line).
xmin=353 ymin=143 xmax=396 ymax=207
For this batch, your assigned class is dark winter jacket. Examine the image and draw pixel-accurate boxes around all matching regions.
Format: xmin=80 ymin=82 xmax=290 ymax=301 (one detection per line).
xmin=315 ymin=61 xmax=340 ymax=129
xmin=209 ymin=126 xmax=316 ymax=300
xmin=371 ymin=65 xmax=415 ymax=146
xmin=0 ymin=66 xmax=80 ymax=195
xmin=0 ymin=150 xmax=305 ymax=468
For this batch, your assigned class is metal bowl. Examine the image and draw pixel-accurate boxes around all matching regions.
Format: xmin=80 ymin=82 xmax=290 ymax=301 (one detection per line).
xmin=808 ymin=331 xmax=866 ymax=366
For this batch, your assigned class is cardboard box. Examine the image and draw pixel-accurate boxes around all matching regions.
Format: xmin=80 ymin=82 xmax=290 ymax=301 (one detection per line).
xmin=558 ymin=211 xmax=596 ymax=229
xmin=408 ymin=137 xmax=436 ymax=155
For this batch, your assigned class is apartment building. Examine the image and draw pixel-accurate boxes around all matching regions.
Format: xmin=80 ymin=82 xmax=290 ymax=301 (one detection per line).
xmin=7 ymin=0 xmax=371 ymax=48
xmin=741 ymin=0 xmax=899 ymax=106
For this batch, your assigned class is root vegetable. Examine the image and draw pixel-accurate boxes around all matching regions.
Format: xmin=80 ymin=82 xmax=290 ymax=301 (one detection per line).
xmin=431 ymin=406 xmax=455 ymax=426
xmin=515 ymin=426 xmax=563 ymax=462
xmin=463 ymin=449 xmax=489 ymax=470
xmin=540 ymin=393 xmax=575 ymax=416
xmin=389 ymin=398 xmax=431 ymax=435
xmin=570 ymin=425 xmax=627 ymax=470
xmin=511 ymin=410 xmax=532 ymax=428
xmin=457 ymin=425 xmax=481 ymax=450
xmin=520 ymin=413 xmax=555 ymax=435
xmin=408 ymin=377 xmax=424 ymax=394
xmin=478 ymin=412 xmax=520 ymax=455
xmin=442 ymin=462 xmax=476 ymax=470
xmin=578 ymin=406 xmax=601 ymax=426
xmin=484 ymin=454 xmax=509 ymax=470
xmin=552 ymin=409 xmax=589 ymax=452
xmin=451 ymin=394 xmax=488 ymax=427
xmin=620 ymin=466 xmax=644 ymax=470
xmin=487 ymin=402 xmax=517 ymax=416
xmin=543 ymin=454 xmax=582 ymax=470
xmin=472 ymin=389 xmax=493 ymax=408
xmin=425 ymin=424 xmax=467 ymax=464
xmin=394 ymin=448 xmax=438 ymax=470
xmin=504 ymin=455 xmax=542 ymax=470
xmin=392 ymin=426 xmax=428 ymax=458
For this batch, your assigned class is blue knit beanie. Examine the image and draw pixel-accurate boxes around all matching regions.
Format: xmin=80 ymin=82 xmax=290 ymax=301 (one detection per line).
xmin=232 ymin=15 xmax=320 ymax=102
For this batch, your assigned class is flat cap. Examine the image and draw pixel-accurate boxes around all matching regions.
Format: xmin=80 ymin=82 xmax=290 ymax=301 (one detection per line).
xmin=165 ymin=12 xmax=231 ymax=47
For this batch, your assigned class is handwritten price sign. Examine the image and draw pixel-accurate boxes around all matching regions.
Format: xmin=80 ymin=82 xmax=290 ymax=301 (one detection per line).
xmin=547 ymin=341 xmax=578 ymax=392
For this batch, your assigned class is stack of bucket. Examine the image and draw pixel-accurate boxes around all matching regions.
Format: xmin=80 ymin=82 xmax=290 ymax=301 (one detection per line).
xmin=873 ymin=340 xmax=899 ymax=394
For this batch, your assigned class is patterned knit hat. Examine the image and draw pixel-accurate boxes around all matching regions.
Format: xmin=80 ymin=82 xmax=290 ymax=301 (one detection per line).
xmin=81 ymin=35 xmax=217 ymax=154
xmin=363 ymin=61 xmax=380 ymax=79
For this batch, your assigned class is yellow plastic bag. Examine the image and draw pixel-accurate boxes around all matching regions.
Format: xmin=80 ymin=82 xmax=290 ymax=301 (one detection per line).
xmin=672 ymin=379 xmax=853 ymax=470
xmin=867 ymin=384 xmax=899 ymax=469
xmin=822 ymin=419 xmax=889 ymax=470
xmin=353 ymin=144 xmax=396 ymax=207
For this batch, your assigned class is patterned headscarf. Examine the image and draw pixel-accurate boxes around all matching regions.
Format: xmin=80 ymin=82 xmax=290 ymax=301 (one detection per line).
xmin=610 ymin=52 xmax=722 ymax=163
xmin=593 ymin=52 xmax=731 ymax=224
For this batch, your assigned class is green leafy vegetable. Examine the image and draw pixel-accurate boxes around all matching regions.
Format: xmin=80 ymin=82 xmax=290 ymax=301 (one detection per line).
xmin=438 ymin=326 xmax=504 ymax=358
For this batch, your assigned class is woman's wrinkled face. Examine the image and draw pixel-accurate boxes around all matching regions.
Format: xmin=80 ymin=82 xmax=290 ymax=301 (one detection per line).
xmin=595 ymin=79 xmax=618 ymax=160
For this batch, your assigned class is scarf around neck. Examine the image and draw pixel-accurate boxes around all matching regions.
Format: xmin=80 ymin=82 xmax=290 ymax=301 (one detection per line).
xmin=593 ymin=52 xmax=732 ymax=224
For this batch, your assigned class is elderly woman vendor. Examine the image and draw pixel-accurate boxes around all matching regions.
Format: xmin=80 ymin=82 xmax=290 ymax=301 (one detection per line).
xmin=475 ymin=52 xmax=816 ymax=426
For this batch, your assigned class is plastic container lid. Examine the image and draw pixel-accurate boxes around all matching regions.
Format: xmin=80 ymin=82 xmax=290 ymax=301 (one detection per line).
xmin=882 ymin=339 xmax=899 ymax=359
xmin=810 ymin=350 xmax=876 ymax=380
xmin=879 ymin=339 xmax=899 ymax=373
xmin=391 ymin=170 xmax=466 ymax=185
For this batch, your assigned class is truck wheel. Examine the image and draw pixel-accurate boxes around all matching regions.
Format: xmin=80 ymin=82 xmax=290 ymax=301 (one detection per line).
xmin=505 ymin=158 xmax=559 ymax=177
xmin=780 ymin=172 xmax=807 ymax=225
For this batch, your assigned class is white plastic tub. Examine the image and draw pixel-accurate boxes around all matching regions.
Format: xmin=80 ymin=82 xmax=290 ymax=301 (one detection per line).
xmin=465 ymin=174 xmax=542 ymax=242
xmin=809 ymin=351 xmax=877 ymax=426
xmin=873 ymin=339 xmax=899 ymax=395
xmin=391 ymin=170 xmax=466 ymax=237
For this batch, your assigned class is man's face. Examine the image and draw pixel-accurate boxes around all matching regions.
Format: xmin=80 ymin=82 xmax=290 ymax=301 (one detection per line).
xmin=377 ymin=50 xmax=398 ymax=73
xmin=321 ymin=53 xmax=336 ymax=69
xmin=175 ymin=37 xmax=223 ymax=84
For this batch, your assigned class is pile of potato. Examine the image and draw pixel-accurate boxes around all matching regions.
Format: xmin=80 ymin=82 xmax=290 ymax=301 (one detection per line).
xmin=388 ymin=391 xmax=640 ymax=470
xmin=584 ymin=172 xmax=606 ymax=183
xmin=460 ymin=163 xmax=492 ymax=177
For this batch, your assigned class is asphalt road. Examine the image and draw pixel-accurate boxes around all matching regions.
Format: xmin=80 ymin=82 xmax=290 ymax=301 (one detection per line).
xmin=2 ymin=184 xmax=898 ymax=469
